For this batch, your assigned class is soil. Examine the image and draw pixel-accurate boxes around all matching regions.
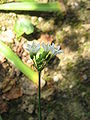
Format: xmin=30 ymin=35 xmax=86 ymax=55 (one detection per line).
xmin=0 ymin=0 xmax=90 ymax=120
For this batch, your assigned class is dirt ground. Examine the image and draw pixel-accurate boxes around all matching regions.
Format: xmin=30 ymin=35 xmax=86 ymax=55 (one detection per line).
xmin=0 ymin=0 xmax=90 ymax=120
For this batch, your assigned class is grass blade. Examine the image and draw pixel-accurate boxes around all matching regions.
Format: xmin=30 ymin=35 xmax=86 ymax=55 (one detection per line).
xmin=0 ymin=40 xmax=39 ymax=85
xmin=0 ymin=2 xmax=65 ymax=12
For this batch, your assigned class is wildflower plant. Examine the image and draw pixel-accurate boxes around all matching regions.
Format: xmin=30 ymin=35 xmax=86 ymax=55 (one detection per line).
xmin=26 ymin=41 xmax=62 ymax=120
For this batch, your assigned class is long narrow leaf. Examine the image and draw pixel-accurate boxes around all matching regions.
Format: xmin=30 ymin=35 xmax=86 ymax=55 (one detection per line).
xmin=0 ymin=2 xmax=65 ymax=12
xmin=0 ymin=40 xmax=39 ymax=85
xmin=15 ymin=0 xmax=36 ymax=2
xmin=0 ymin=116 xmax=3 ymax=120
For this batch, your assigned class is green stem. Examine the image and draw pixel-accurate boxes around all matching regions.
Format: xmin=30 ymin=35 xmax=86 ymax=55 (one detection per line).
xmin=38 ymin=71 xmax=42 ymax=120
xmin=0 ymin=40 xmax=38 ymax=85
xmin=0 ymin=2 xmax=64 ymax=12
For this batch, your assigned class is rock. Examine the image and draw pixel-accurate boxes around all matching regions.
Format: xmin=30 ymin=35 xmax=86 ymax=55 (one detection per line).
xmin=41 ymin=88 xmax=55 ymax=100
xmin=81 ymin=92 xmax=86 ymax=97
xmin=38 ymin=17 xmax=43 ymax=22
xmin=28 ymin=117 xmax=34 ymax=120
xmin=0 ymin=98 xmax=8 ymax=113
xmin=71 ymin=2 xmax=79 ymax=9
xmin=53 ymin=75 xmax=59 ymax=82
xmin=0 ymin=29 xmax=15 ymax=43
xmin=1 ymin=26 xmax=6 ymax=31
xmin=31 ymin=16 xmax=38 ymax=25
xmin=46 ymin=111 xmax=55 ymax=120
xmin=41 ymin=78 xmax=46 ymax=88
xmin=69 ymin=85 xmax=73 ymax=89
xmin=21 ymin=95 xmax=36 ymax=115
xmin=26 ymin=104 xmax=35 ymax=114
xmin=82 ymin=74 xmax=88 ymax=81
xmin=21 ymin=77 xmax=37 ymax=95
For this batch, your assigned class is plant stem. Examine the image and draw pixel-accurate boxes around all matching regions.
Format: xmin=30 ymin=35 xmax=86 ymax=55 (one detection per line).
xmin=38 ymin=71 xmax=42 ymax=120
xmin=0 ymin=2 xmax=65 ymax=12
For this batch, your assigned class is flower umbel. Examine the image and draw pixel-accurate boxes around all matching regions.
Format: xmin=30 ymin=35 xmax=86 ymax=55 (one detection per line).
xmin=26 ymin=42 xmax=62 ymax=71
xmin=42 ymin=42 xmax=62 ymax=56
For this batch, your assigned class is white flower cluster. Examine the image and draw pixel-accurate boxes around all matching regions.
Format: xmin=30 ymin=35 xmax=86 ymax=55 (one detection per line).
xmin=26 ymin=42 xmax=62 ymax=71
xmin=27 ymin=42 xmax=62 ymax=56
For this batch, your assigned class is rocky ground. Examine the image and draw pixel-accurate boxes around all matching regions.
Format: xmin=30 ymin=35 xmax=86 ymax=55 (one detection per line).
xmin=0 ymin=0 xmax=90 ymax=120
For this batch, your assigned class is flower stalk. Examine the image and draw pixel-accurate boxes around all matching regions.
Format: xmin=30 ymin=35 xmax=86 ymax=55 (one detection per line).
xmin=26 ymin=41 xmax=62 ymax=120
xmin=38 ymin=71 xmax=42 ymax=120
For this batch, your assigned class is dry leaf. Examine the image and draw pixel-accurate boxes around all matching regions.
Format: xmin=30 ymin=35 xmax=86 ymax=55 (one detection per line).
xmin=2 ymin=78 xmax=16 ymax=93
xmin=0 ymin=97 xmax=8 ymax=113
xmin=2 ymin=86 xmax=23 ymax=100
xmin=38 ymin=34 xmax=53 ymax=44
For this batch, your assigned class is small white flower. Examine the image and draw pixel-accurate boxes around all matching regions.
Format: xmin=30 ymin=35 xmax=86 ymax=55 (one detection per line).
xmin=42 ymin=43 xmax=50 ymax=52
xmin=27 ymin=41 xmax=40 ymax=54
xmin=50 ymin=43 xmax=62 ymax=55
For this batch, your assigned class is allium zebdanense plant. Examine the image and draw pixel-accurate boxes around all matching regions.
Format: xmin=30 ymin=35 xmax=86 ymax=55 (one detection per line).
xmin=26 ymin=42 xmax=62 ymax=120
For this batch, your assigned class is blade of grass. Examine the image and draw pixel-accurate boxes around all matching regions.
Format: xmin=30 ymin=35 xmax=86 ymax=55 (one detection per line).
xmin=15 ymin=0 xmax=36 ymax=1
xmin=0 ymin=2 xmax=65 ymax=12
xmin=0 ymin=116 xmax=3 ymax=120
xmin=0 ymin=40 xmax=45 ymax=86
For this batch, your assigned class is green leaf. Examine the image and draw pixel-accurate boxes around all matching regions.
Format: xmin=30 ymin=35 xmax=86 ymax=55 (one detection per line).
xmin=0 ymin=116 xmax=3 ymax=120
xmin=14 ymin=18 xmax=34 ymax=38
xmin=0 ymin=2 xmax=64 ymax=12
xmin=15 ymin=0 xmax=36 ymax=2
